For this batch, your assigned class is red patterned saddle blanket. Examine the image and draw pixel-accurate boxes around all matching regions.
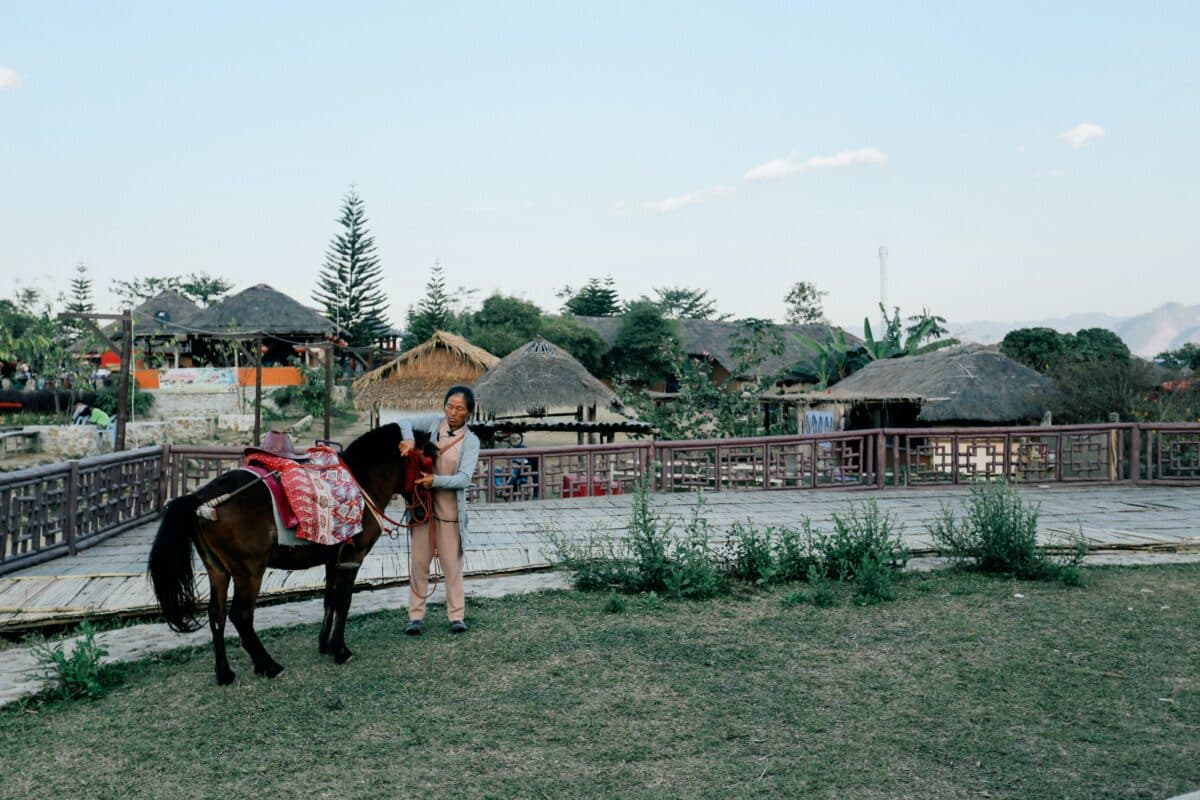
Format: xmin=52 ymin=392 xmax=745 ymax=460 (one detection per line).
xmin=243 ymin=447 xmax=364 ymax=545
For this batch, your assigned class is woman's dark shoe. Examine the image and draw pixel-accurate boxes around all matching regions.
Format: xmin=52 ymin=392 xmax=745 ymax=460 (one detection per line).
xmin=404 ymin=619 xmax=424 ymax=636
xmin=449 ymin=620 xmax=468 ymax=634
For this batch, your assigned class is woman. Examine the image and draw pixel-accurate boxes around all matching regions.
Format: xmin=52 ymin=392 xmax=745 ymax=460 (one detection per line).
xmin=398 ymin=385 xmax=481 ymax=635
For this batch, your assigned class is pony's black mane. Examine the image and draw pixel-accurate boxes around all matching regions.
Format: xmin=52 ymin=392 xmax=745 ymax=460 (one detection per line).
xmin=340 ymin=423 xmax=404 ymax=477
xmin=340 ymin=422 xmax=433 ymax=477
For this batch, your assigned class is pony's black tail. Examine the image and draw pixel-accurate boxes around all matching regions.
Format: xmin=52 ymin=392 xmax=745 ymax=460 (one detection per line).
xmin=148 ymin=494 xmax=203 ymax=633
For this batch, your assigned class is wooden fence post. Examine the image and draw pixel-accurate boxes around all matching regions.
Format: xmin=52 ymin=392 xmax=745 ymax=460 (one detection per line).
xmin=65 ymin=460 xmax=80 ymax=555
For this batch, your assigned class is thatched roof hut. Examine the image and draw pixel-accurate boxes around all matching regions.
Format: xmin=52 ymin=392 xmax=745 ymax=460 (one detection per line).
xmin=353 ymin=330 xmax=498 ymax=412
xmin=824 ymin=346 xmax=1056 ymax=424
xmin=574 ymin=316 xmax=858 ymax=382
xmin=190 ymin=284 xmax=334 ymax=335
xmin=472 ymin=337 xmax=616 ymax=418
xmin=127 ymin=290 xmax=202 ymax=337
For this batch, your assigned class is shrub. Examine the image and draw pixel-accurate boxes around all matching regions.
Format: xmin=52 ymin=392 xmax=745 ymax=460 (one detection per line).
xmin=722 ymin=520 xmax=777 ymax=586
xmin=664 ymin=495 xmax=722 ymax=599
xmin=32 ymin=621 xmax=110 ymax=701
xmin=775 ymin=521 xmax=822 ymax=583
xmin=928 ymin=481 xmax=1086 ymax=583
xmin=818 ymin=499 xmax=908 ymax=581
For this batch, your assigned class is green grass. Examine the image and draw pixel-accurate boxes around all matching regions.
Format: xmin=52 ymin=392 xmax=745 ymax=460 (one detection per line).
xmin=1 ymin=565 xmax=1198 ymax=800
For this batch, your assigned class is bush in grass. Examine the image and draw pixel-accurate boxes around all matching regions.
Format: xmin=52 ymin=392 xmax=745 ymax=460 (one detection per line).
xmin=722 ymin=520 xmax=777 ymax=586
xmin=817 ymin=499 xmax=908 ymax=581
xmin=928 ymin=481 xmax=1086 ymax=584
xmin=32 ymin=621 xmax=110 ymax=701
xmin=775 ymin=520 xmax=822 ymax=582
xmin=664 ymin=495 xmax=722 ymax=599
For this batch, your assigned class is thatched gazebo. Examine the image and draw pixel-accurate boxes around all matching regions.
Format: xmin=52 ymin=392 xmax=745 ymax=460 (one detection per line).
xmin=188 ymin=284 xmax=336 ymax=367
xmin=353 ymin=330 xmax=498 ymax=424
xmin=472 ymin=337 xmax=615 ymax=419
xmin=817 ymin=346 xmax=1057 ymax=427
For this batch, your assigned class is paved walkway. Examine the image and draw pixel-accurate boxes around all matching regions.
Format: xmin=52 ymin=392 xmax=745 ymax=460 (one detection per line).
xmin=2 ymin=484 xmax=1198 ymax=706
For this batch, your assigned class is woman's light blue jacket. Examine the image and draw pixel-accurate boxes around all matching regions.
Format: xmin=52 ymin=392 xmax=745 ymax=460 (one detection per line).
xmin=399 ymin=414 xmax=481 ymax=547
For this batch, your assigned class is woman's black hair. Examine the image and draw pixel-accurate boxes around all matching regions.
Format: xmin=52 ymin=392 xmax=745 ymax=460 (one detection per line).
xmin=444 ymin=385 xmax=476 ymax=415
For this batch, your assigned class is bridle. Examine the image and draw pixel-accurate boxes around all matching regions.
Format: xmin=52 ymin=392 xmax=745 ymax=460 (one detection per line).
xmin=340 ymin=448 xmax=441 ymax=600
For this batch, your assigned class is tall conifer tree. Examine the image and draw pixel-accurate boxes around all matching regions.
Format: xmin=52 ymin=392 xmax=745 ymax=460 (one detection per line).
xmin=64 ymin=261 xmax=95 ymax=340
xmin=313 ymin=189 xmax=390 ymax=347
xmin=402 ymin=260 xmax=454 ymax=349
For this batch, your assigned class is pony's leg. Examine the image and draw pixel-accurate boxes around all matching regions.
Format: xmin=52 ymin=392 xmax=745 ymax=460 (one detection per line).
xmin=326 ymin=562 xmax=361 ymax=664
xmin=228 ymin=571 xmax=284 ymax=678
xmin=204 ymin=564 xmax=235 ymax=686
xmin=318 ymin=564 xmax=336 ymax=654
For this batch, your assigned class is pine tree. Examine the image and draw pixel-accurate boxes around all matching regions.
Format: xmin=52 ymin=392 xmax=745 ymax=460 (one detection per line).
xmin=313 ymin=189 xmax=390 ymax=348
xmin=562 ymin=277 xmax=621 ymax=316
xmin=402 ymin=261 xmax=455 ymax=349
xmin=65 ymin=261 xmax=94 ymax=340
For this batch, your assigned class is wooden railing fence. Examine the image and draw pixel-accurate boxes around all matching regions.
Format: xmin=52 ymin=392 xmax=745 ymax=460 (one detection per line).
xmin=2 ymin=423 xmax=1197 ymax=575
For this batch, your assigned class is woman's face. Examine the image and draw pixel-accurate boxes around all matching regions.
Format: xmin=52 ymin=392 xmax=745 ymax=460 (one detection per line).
xmin=444 ymin=393 xmax=470 ymax=428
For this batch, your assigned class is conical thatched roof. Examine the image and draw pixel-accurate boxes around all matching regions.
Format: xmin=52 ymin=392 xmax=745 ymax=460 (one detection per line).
xmin=826 ymin=346 xmax=1056 ymax=423
xmin=472 ymin=336 xmax=616 ymax=417
xmin=101 ymin=290 xmax=201 ymax=339
xmin=574 ymin=316 xmax=859 ymax=381
xmin=353 ymin=330 xmax=499 ymax=412
xmin=190 ymin=284 xmax=334 ymax=335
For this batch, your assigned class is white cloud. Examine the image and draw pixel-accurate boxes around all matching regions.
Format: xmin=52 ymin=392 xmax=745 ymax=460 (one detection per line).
xmin=641 ymin=185 xmax=735 ymax=214
xmin=0 ymin=67 xmax=21 ymax=91
xmin=1059 ymin=123 xmax=1105 ymax=149
xmin=744 ymin=147 xmax=887 ymax=181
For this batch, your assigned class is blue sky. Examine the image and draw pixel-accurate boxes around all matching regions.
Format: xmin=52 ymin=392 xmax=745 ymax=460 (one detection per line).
xmin=2 ymin=2 xmax=1197 ymax=332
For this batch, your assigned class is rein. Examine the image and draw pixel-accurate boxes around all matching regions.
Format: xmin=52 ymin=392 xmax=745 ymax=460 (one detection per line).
xmin=339 ymin=450 xmax=441 ymax=601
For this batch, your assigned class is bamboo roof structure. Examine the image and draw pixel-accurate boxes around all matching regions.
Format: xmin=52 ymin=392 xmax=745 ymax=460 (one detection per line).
xmin=472 ymin=336 xmax=617 ymax=418
xmin=818 ymin=346 xmax=1057 ymax=423
xmin=189 ymin=284 xmax=335 ymax=335
xmin=353 ymin=330 xmax=499 ymax=412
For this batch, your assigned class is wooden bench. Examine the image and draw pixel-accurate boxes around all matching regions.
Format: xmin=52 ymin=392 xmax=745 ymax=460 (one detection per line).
xmin=0 ymin=430 xmax=39 ymax=456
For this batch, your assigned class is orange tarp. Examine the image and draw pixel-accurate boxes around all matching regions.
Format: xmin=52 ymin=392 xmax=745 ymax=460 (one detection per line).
xmin=237 ymin=367 xmax=302 ymax=387
xmin=134 ymin=370 xmax=159 ymax=389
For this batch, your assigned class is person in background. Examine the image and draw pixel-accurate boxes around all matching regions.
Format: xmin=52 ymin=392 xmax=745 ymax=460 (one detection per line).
xmin=398 ymin=385 xmax=481 ymax=635
xmin=73 ymin=402 xmax=111 ymax=427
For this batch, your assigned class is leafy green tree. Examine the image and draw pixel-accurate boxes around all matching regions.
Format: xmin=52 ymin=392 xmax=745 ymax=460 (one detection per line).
xmin=653 ymin=286 xmax=725 ymax=320
xmin=463 ymin=294 xmax=543 ymax=357
xmin=113 ymin=276 xmax=182 ymax=308
xmin=1000 ymin=328 xmax=1068 ymax=373
xmin=729 ymin=318 xmax=785 ymax=379
xmin=313 ymin=189 xmax=390 ymax=348
xmin=179 ymin=272 xmax=234 ymax=307
xmin=538 ymin=315 xmax=608 ymax=376
xmin=1070 ymin=328 xmax=1130 ymax=363
xmin=560 ymin=277 xmax=621 ymax=316
xmin=112 ymin=272 xmax=233 ymax=308
xmin=784 ymin=281 xmax=828 ymax=325
xmin=402 ymin=261 xmax=456 ymax=350
xmin=1156 ymin=343 xmax=1200 ymax=371
xmin=606 ymin=301 xmax=680 ymax=384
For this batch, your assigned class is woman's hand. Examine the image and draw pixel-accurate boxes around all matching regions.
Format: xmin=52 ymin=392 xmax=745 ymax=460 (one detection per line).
xmin=399 ymin=439 xmax=415 ymax=457
xmin=416 ymin=472 xmax=435 ymax=488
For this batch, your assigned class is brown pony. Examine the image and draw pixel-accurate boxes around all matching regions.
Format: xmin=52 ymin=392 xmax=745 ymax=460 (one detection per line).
xmin=148 ymin=423 xmax=425 ymax=685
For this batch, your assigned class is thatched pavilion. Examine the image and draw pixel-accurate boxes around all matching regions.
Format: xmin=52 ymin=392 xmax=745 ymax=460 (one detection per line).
xmin=471 ymin=337 xmax=650 ymax=445
xmin=785 ymin=346 xmax=1057 ymax=430
xmin=353 ymin=331 xmax=499 ymax=426
xmin=188 ymin=284 xmax=336 ymax=367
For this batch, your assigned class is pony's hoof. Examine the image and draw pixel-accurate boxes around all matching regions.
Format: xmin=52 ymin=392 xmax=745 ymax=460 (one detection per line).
xmin=334 ymin=647 xmax=354 ymax=665
xmin=256 ymin=661 xmax=284 ymax=678
xmin=217 ymin=668 xmax=236 ymax=686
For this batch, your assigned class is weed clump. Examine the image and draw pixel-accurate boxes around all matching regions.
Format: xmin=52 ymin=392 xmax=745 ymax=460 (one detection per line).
xmin=928 ymin=481 xmax=1086 ymax=584
xmin=32 ymin=621 xmax=111 ymax=701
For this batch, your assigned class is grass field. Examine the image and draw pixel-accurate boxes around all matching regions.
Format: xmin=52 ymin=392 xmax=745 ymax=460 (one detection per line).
xmin=1 ymin=565 xmax=1197 ymax=800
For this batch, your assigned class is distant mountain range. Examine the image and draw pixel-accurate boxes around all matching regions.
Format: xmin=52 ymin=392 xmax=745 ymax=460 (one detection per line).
xmin=951 ymin=303 xmax=1200 ymax=359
